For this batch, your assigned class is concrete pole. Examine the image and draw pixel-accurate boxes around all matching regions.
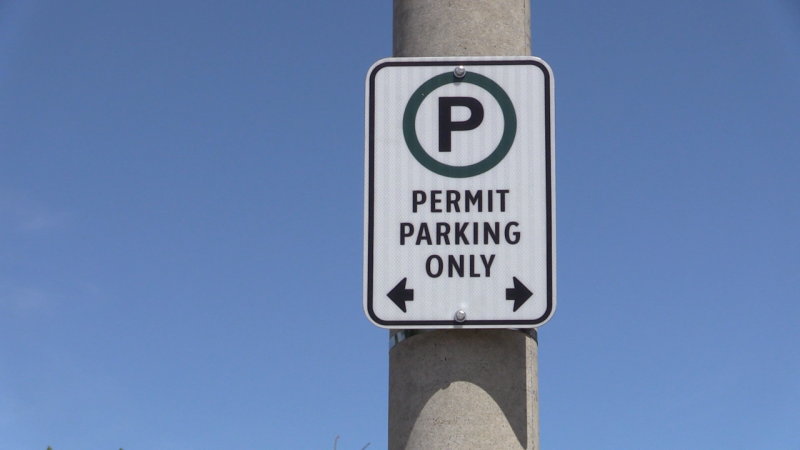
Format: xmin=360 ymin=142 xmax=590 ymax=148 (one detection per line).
xmin=389 ymin=1 xmax=538 ymax=449
xmin=393 ymin=0 xmax=531 ymax=57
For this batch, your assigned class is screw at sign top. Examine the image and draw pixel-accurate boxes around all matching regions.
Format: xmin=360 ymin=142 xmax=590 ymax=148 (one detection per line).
xmin=454 ymin=65 xmax=466 ymax=78
xmin=455 ymin=310 xmax=466 ymax=322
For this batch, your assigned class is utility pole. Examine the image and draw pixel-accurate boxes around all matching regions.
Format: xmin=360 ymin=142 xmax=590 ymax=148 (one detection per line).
xmin=388 ymin=2 xmax=539 ymax=449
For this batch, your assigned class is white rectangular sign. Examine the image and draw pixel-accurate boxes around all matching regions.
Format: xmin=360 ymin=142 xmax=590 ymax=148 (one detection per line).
xmin=364 ymin=57 xmax=555 ymax=328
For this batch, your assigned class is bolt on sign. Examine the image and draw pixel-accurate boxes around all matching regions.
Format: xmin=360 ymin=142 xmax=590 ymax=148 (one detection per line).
xmin=364 ymin=57 xmax=556 ymax=328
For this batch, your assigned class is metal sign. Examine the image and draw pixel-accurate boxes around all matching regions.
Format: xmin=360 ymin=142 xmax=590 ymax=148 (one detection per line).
xmin=364 ymin=57 xmax=555 ymax=328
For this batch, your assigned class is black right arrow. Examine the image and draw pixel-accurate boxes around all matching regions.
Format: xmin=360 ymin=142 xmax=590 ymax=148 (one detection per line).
xmin=506 ymin=277 xmax=533 ymax=312
xmin=388 ymin=278 xmax=414 ymax=312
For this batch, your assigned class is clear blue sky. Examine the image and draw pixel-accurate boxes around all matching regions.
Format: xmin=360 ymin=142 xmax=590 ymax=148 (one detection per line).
xmin=1 ymin=1 xmax=798 ymax=449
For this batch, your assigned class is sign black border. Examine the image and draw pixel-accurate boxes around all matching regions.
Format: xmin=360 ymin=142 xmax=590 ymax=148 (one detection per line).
xmin=366 ymin=59 xmax=554 ymax=327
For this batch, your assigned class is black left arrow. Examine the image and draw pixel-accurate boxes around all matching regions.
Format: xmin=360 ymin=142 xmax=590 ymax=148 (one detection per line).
xmin=388 ymin=278 xmax=414 ymax=312
xmin=506 ymin=277 xmax=533 ymax=312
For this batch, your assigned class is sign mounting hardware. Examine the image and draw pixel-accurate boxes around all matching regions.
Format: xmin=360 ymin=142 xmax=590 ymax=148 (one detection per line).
xmin=364 ymin=56 xmax=556 ymax=329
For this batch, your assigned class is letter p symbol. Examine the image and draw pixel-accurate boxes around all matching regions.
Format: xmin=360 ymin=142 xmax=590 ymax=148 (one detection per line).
xmin=438 ymin=97 xmax=484 ymax=153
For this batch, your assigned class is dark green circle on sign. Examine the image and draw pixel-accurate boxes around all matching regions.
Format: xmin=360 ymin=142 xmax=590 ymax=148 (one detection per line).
xmin=402 ymin=71 xmax=517 ymax=178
